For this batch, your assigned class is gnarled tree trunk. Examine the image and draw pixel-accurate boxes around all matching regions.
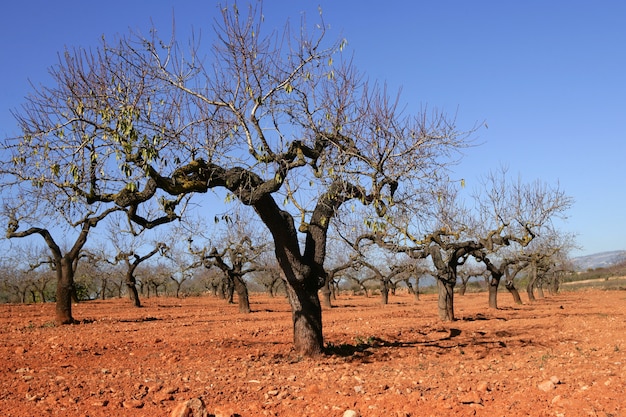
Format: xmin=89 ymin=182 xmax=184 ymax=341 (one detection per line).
xmin=437 ymin=278 xmax=455 ymax=321
xmin=505 ymin=279 xmax=523 ymax=304
xmin=284 ymin=281 xmax=323 ymax=356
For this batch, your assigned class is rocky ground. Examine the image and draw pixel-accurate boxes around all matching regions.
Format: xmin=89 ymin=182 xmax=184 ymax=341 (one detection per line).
xmin=1 ymin=288 xmax=625 ymax=416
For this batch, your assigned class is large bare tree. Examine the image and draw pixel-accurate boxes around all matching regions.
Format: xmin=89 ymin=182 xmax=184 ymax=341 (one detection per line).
xmin=1 ymin=5 xmax=466 ymax=355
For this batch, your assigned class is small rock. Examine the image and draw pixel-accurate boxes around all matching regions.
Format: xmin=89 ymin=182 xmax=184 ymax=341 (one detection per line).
xmin=537 ymin=380 xmax=555 ymax=392
xmin=164 ymin=386 xmax=179 ymax=394
xmin=343 ymin=411 xmax=359 ymax=417
xmin=459 ymin=391 xmax=482 ymax=405
xmin=550 ymin=376 xmax=561 ymax=385
xmin=170 ymin=398 xmax=207 ymax=417
xmin=123 ymin=399 xmax=144 ymax=408
xmin=154 ymin=392 xmax=174 ymax=403
xmin=476 ymin=381 xmax=489 ymax=392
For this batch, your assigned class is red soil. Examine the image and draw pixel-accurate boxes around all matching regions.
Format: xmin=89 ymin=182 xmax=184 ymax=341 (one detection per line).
xmin=1 ymin=289 xmax=625 ymax=416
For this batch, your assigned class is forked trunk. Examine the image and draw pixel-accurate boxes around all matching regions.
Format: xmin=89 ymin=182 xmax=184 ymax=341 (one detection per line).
xmin=437 ymin=278 xmax=455 ymax=321
xmin=55 ymin=258 xmax=75 ymax=325
xmin=550 ymin=273 xmax=560 ymax=295
xmin=284 ymin=282 xmax=323 ymax=356
xmin=406 ymin=280 xmax=420 ymax=301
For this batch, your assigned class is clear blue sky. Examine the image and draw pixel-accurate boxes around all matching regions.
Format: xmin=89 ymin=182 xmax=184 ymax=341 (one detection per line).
xmin=1 ymin=1 xmax=624 ymax=257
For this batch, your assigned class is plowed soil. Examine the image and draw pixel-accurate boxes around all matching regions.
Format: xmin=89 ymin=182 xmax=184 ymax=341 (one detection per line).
xmin=1 ymin=288 xmax=625 ymax=417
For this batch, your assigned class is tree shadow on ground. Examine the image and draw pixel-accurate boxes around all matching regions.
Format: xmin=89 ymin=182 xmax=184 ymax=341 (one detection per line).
xmin=324 ymin=325 xmax=541 ymax=362
xmin=325 ymin=328 xmax=463 ymax=358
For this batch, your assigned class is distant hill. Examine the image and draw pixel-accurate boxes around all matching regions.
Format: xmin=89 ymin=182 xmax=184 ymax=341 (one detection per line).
xmin=571 ymin=250 xmax=626 ymax=271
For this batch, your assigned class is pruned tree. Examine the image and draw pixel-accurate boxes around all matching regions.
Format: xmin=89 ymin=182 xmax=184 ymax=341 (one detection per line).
xmin=250 ymin=254 xmax=286 ymax=298
xmin=190 ymin=234 xmax=267 ymax=313
xmin=471 ymin=249 xmax=521 ymax=309
xmin=0 ymin=16 xmax=184 ymax=322
xmin=2 ymin=204 xmax=120 ymax=323
xmin=139 ymin=263 xmax=171 ymax=298
xmin=320 ymin=259 xmax=353 ymax=307
xmin=164 ymin=239 xmax=204 ymax=298
xmin=114 ymin=242 xmax=167 ymax=306
xmin=355 ymin=166 xmax=572 ymax=321
xmin=399 ymin=259 xmax=431 ymax=301
xmin=2 ymin=4 xmax=468 ymax=355
xmin=456 ymin=263 xmax=486 ymax=296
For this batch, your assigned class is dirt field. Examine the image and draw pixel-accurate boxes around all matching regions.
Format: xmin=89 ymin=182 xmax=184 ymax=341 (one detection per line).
xmin=1 ymin=288 xmax=625 ymax=417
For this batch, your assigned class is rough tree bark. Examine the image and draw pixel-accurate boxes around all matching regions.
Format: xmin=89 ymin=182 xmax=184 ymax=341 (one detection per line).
xmin=436 ymin=277 xmax=456 ymax=321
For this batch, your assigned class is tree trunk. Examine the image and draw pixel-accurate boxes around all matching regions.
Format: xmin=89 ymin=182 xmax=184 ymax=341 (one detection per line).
xmin=380 ymin=281 xmax=389 ymax=305
xmin=536 ymin=284 xmax=545 ymax=299
xmin=504 ymin=280 xmax=522 ymax=304
xmin=225 ymin=278 xmax=235 ymax=304
xmin=526 ymin=260 xmax=537 ymax=301
xmin=253 ymin=194 xmax=326 ymax=357
xmin=234 ymin=275 xmax=251 ymax=313
xmin=458 ymin=281 xmax=467 ymax=296
xmin=284 ymin=282 xmax=323 ymax=356
xmin=406 ymin=280 xmax=420 ymax=301
xmin=320 ymin=278 xmax=332 ymax=308
xmin=488 ymin=276 xmax=500 ymax=309
xmin=550 ymin=272 xmax=560 ymax=295
xmin=55 ymin=258 xmax=75 ymax=325
xmin=436 ymin=278 xmax=455 ymax=321
xmin=126 ymin=274 xmax=142 ymax=307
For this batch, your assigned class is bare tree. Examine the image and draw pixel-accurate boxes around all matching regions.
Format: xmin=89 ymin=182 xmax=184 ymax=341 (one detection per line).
xmin=190 ymin=234 xmax=267 ymax=313
xmin=2 ymin=204 xmax=121 ymax=323
xmin=249 ymin=254 xmax=286 ymax=298
xmin=456 ymin=263 xmax=486 ymax=296
xmin=355 ymin=167 xmax=572 ymax=321
xmin=2 ymin=5 xmax=467 ymax=355
xmin=164 ymin=242 xmax=201 ymax=299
